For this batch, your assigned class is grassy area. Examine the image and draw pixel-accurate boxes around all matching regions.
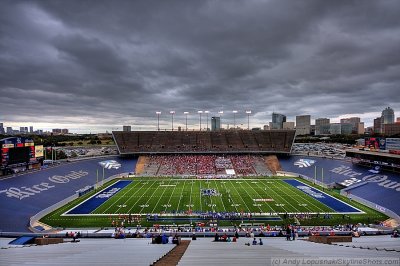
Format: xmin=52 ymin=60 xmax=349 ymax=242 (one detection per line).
xmin=41 ymin=177 xmax=388 ymax=229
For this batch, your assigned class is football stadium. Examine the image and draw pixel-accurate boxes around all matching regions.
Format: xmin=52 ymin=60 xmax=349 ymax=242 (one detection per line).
xmin=1 ymin=131 xmax=399 ymax=265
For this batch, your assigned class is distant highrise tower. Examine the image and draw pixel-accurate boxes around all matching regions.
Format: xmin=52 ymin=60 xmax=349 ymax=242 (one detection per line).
xmin=340 ymin=117 xmax=360 ymax=133
xmin=30 ymin=126 xmax=34 ymax=133
xmin=315 ymin=118 xmax=330 ymax=135
xmin=381 ymin=107 xmax=395 ymax=134
xmin=381 ymin=107 xmax=395 ymax=124
xmin=211 ymin=117 xmax=221 ymax=131
xmin=271 ymin=113 xmax=286 ymax=129
xmin=0 ymin=123 xmax=4 ymax=134
xmin=374 ymin=117 xmax=382 ymax=133
xmin=122 ymin=126 xmax=131 ymax=132
xmin=296 ymin=115 xmax=311 ymax=135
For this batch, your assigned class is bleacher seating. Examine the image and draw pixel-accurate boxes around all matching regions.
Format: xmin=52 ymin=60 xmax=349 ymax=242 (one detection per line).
xmin=178 ymin=236 xmax=400 ymax=265
xmin=0 ymin=238 xmax=174 ymax=266
xmin=140 ymin=155 xmax=270 ymax=176
xmin=113 ymin=130 xmax=296 ymax=154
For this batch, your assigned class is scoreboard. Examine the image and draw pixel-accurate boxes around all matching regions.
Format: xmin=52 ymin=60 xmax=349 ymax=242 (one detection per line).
xmin=1 ymin=137 xmax=36 ymax=167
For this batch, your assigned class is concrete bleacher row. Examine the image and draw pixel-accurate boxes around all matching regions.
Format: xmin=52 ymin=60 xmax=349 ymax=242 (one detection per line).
xmin=113 ymin=130 xmax=296 ymax=154
xmin=178 ymin=236 xmax=400 ymax=266
xmin=0 ymin=238 xmax=174 ymax=266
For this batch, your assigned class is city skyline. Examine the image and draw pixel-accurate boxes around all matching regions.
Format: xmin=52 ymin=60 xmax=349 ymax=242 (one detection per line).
xmin=1 ymin=1 xmax=400 ymax=133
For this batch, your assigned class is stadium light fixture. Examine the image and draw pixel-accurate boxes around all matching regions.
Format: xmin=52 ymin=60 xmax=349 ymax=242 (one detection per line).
xmin=246 ymin=110 xmax=252 ymax=130
xmin=233 ymin=110 xmax=238 ymax=129
xmin=156 ymin=111 xmax=161 ymax=131
xmin=198 ymin=111 xmax=203 ymax=131
xmin=205 ymin=111 xmax=210 ymax=131
xmin=170 ymin=111 xmax=175 ymax=131
xmin=184 ymin=112 xmax=189 ymax=131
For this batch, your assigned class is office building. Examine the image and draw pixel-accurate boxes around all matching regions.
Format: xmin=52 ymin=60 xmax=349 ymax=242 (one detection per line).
xmin=30 ymin=126 xmax=34 ymax=133
xmin=381 ymin=107 xmax=395 ymax=134
xmin=374 ymin=117 xmax=382 ymax=133
xmin=282 ymin=122 xmax=295 ymax=130
xmin=122 ymin=126 xmax=131 ymax=132
xmin=271 ymin=113 xmax=286 ymax=129
xmin=340 ymin=117 xmax=360 ymax=133
xmin=296 ymin=115 xmax=311 ymax=135
xmin=341 ymin=123 xmax=353 ymax=135
xmin=211 ymin=117 xmax=221 ymax=131
xmin=357 ymin=122 xmax=365 ymax=134
xmin=329 ymin=123 xmax=341 ymax=135
xmin=263 ymin=125 xmax=270 ymax=130
xmin=0 ymin=123 xmax=4 ymax=135
xmin=381 ymin=107 xmax=395 ymax=124
xmin=315 ymin=118 xmax=330 ymax=135
xmin=6 ymin=127 xmax=13 ymax=135
xmin=61 ymin=129 xmax=69 ymax=134
xmin=383 ymin=124 xmax=400 ymax=136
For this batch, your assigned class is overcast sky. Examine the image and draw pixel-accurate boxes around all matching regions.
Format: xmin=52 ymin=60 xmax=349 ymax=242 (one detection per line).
xmin=1 ymin=0 xmax=400 ymax=133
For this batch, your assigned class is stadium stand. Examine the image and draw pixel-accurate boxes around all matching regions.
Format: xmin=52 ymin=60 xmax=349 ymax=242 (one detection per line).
xmin=0 ymin=238 xmax=174 ymax=266
xmin=112 ymin=130 xmax=296 ymax=154
xmin=139 ymin=155 xmax=270 ymax=176
xmin=178 ymin=237 xmax=400 ymax=266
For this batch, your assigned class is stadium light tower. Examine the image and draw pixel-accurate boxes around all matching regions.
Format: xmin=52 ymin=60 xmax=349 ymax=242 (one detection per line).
xmin=170 ymin=111 xmax=175 ymax=131
xmin=246 ymin=110 xmax=252 ymax=130
xmin=218 ymin=111 xmax=223 ymax=129
xmin=156 ymin=111 xmax=161 ymax=131
xmin=205 ymin=111 xmax=209 ymax=131
xmin=198 ymin=111 xmax=203 ymax=131
xmin=184 ymin=112 xmax=189 ymax=131
xmin=233 ymin=110 xmax=238 ymax=129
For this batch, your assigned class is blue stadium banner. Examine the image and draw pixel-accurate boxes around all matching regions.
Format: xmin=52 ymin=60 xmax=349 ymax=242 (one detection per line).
xmin=379 ymin=138 xmax=386 ymax=150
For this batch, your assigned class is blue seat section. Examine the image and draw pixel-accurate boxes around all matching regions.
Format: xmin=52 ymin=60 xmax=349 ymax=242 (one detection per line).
xmin=9 ymin=236 xmax=36 ymax=245
xmin=283 ymin=179 xmax=361 ymax=213
xmin=67 ymin=180 xmax=132 ymax=214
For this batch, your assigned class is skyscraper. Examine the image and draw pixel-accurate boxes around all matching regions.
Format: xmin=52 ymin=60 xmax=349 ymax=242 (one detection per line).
xmin=374 ymin=117 xmax=382 ymax=134
xmin=211 ymin=117 xmax=221 ymax=131
xmin=296 ymin=115 xmax=311 ymax=135
xmin=315 ymin=118 xmax=330 ymax=135
xmin=381 ymin=107 xmax=395 ymax=134
xmin=271 ymin=113 xmax=286 ymax=129
xmin=0 ymin=123 xmax=4 ymax=134
xmin=340 ymin=117 xmax=360 ymax=133
xmin=381 ymin=107 xmax=395 ymax=124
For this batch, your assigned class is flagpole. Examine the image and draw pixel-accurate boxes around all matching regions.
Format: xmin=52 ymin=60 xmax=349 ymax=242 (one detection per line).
xmin=102 ymin=166 xmax=105 ymax=187
xmin=314 ymin=165 xmax=316 ymax=184
xmin=96 ymin=168 xmax=99 ymax=190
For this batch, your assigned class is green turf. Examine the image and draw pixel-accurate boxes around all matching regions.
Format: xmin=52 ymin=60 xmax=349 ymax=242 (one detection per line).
xmin=40 ymin=177 xmax=388 ymax=228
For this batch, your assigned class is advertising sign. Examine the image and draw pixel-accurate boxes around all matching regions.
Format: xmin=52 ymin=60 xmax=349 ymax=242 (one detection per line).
xmin=35 ymin=145 xmax=44 ymax=158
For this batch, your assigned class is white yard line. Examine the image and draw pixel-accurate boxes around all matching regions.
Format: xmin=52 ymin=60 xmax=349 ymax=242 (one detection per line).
xmin=236 ymin=180 xmax=263 ymax=213
xmin=243 ymin=179 xmax=278 ymax=214
xmin=220 ymin=180 xmax=239 ymax=213
xmin=126 ymin=180 xmax=158 ymax=214
xmin=150 ymin=179 xmax=172 ymax=213
xmin=139 ymin=180 xmax=165 ymax=214
xmin=212 ymin=179 xmax=227 ymax=212
xmin=101 ymin=181 xmax=142 ymax=214
xmin=227 ymin=180 xmax=252 ymax=213
xmin=175 ymin=178 xmax=187 ymax=213
xmin=278 ymin=180 xmax=329 ymax=213
xmin=164 ymin=180 xmax=180 ymax=212
xmin=253 ymin=180 xmax=289 ymax=213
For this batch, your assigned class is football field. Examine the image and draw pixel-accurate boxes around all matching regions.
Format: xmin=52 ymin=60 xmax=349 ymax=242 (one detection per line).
xmin=63 ymin=178 xmax=362 ymax=216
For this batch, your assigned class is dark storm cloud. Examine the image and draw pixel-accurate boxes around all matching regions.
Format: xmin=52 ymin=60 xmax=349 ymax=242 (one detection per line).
xmin=1 ymin=0 xmax=400 ymax=132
